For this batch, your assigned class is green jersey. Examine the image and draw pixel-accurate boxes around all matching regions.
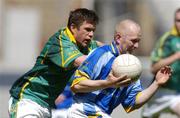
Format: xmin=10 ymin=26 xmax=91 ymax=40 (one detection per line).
xmin=10 ymin=27 xmax=99 ymax=108
xmin=151 ymin=31 xmax=180 ymax=92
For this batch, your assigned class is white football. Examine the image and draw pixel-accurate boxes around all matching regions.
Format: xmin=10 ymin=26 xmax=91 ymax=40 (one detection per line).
xmin=112 ymin=54 xmax=142 ymax=81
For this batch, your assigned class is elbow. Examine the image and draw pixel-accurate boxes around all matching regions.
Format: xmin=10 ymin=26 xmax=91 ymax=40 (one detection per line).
xmin=151 ymin=65 xmax=157 ymax=74
xmin=71 ymin=84 xmax=85 ymax=93
xmin=71 ymin=85 xmax=80 ymax=93
xmin=150 ymin=67 xmax=156 ymax=74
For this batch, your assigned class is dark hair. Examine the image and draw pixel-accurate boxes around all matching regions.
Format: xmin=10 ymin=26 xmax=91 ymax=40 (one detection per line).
xmin=67 ymin=8 xmax=99 ymax=29
xmin=175 ymin=8 xmax=180 ymax=13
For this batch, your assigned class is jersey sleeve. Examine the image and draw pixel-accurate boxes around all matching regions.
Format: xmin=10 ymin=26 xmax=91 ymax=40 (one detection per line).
xmin=150 ymin=32 xmax=170 ymax=63
xmin=121 ymin=80 xmax=143 ymax=113
xmin=47 ymin=35 xmax=83 ymax=69
xmin=71 ymin=48 xmax=113 ymax=88
xmin=70 ymin=50 xmax=102 ymax=88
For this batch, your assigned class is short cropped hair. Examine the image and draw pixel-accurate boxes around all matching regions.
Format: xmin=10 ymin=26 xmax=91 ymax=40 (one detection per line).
xmin=67 ymin=8 xmax=99 ymax=29
xmin=175 ymin=8 xmax=180 ymax=14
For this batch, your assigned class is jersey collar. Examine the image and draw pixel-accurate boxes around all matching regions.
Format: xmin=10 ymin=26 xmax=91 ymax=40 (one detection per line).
xmin=65 ymin=27 xmax=77 ymax=44
xmin=170 ymin=26 xmax=180 ymax=36
xmin=110 ymin=41 xmax=120 ymax=56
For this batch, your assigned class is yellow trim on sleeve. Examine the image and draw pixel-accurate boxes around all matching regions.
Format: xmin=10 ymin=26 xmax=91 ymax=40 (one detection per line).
xmin=74 ymin=69 xmax=90 ymax=78
xmin=19 ymin=77 xmax=36 ymax=99
xmin=124 ymin=92 xmax=142 ymax=113
xmin=135 ymin=92 xmax=142 ymax=102
xmin=19 ymin=72 xmax=39 ymax=99
xmin=63 ymin=52 xmax=81 ymax=67
xmin=71 ymin=77 xmax=88 ymax=88
xmin=71 ymin=70 xmax=90 ymax=86
xmin=87 ymin=112 xmax=102 ymax=118
xmin=71 ymin=70 xmax=90 ymax=92
xmin=124 ymin=106 xmax=133 ymax=113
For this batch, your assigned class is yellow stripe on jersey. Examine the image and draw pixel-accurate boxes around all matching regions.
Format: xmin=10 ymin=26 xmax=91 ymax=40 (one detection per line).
xmin=63 ymin=52 xmax=80 ymax=67
xmin=59 ymin=30 xmax=65 ymax=67
xmin=158 ymin=32 xmax=170 ymax=57
xmin=110 ymin=43 xmax=116 ymax=54
xmin=19 ymin=77 xmax=35 ymax=99
xmin=88 ymin=114 xmax=102 ymax=118
xmin=19 ymin=72 xmax=39 ymax=99
xmin=40 ymin=50 xmax=49 ymax=64
xmin=60 ymin=28 xmax=82 ymax=67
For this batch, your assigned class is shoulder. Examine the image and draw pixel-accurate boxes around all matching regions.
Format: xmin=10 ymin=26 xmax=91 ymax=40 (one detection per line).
xmin=87 ymin=45 xmax=114 ymax=61
xmin=91 ymin=45 xmax=110 ymax=54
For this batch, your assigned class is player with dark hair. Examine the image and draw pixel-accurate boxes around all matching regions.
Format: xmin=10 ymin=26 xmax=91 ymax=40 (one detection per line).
xmin=8 ymin=8 xmax=102 ymax=118
xmin=9 ymin=8 xmax=134 ymax=118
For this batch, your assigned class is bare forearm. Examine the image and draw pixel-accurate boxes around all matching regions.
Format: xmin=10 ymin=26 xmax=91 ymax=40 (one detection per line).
xmin=134 ymin=81 xmax=159 ymax=108
xmin=72 ymin=79 xmax=110 ymax=93
xmin=152 ymin=54 xmax=178 ymax=74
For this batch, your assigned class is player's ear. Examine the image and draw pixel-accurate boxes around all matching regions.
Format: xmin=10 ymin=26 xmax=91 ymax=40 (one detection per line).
xmin=70 ymin=23 xmax=77 ymax=34
xmin=115 ymin=34 xmax=121 ymax=45
xmin=115 ymin=33 xmax=121 ymax=40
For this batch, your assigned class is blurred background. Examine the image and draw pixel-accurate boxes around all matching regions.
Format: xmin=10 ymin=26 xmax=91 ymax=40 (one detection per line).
xmin=0 ymin=0 xmax=179 ymax=117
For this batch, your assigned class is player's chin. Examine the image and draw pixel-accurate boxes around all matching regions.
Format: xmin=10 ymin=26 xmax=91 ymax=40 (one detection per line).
xmin=128 ymin=48 xmax=136 ymax=53
xmin=82 ymin=42 xmax=90 ymax=47
xmin=127 ymin=50 xmax=133 ymax=54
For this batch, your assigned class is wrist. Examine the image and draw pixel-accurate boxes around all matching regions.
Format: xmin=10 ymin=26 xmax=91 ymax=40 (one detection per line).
xmin=103 ymin=79 xmax=114 ymax=88
xmin=153 ymin=80 xmax=161 ymax=88
xmin=173 ymin=53 xmax=180 ymax=61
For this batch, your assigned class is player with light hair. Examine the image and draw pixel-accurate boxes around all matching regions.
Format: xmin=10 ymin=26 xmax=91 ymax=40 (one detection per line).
xmin=67 ymin=19 xmax=172 ymax=118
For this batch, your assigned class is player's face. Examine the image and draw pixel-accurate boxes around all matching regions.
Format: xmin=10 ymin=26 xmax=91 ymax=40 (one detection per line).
xmin=117 ymin=31 xmax=141 ymax=54
xmin=125 ymin=34 xmax=141 ymax=53
xmin=175 ymin=11 xmax=180 ymax=34
xmin=73 ymin=21 xmax=96 ymax=48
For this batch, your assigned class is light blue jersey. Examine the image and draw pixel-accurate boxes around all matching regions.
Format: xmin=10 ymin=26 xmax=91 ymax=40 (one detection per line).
xmin=70 ymin=41 xmax=143 ymax=116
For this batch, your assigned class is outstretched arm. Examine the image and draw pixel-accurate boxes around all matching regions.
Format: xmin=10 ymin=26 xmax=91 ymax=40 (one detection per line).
xmin=151 ymin=52 xmax=180 ymax=74
xmin=134 ymin=66 xmax=172 ymax=109
xmin=71 ymin=72 xmax=132 ymax=93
